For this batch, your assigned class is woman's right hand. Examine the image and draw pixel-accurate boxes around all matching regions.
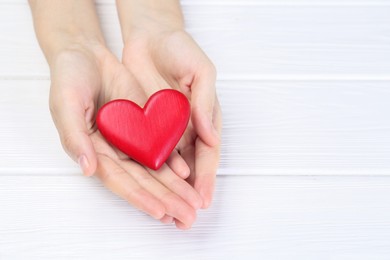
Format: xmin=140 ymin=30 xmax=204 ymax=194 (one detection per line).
xmin=49 ymin=43 xmax=202 ymax=229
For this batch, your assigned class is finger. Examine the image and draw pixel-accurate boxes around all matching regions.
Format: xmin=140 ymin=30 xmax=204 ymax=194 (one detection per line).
xmin=166 ymin=149 xmax=190 ymax=179
xmin=50 ymin=92 xmax=97 ymax=177
xmin=96 ymin=154 xmax=166 ymax=220
xmin=175 ymin=219 xmax=192 ymax=230
xmin=160 ymin=215 xmax=174 ymax=224
xmin=119 ymin=160 xmax=197 ymax=229
xmin=194 ymin=139 xmax=219 ymax=209
xmin=194 ymin=98 xmax=222 ymax=209
xmin=149 ymin=164 xmax=203 ymax=210
xmin=127 ymin=66 xmax=172 ymax=97
xmin=106 ymin=65 xmax=148 ymax=106
xmin=180 ymin=144 xmax=196 ymax=186
xmin=191 ymin=64 xmax=219 ymax=147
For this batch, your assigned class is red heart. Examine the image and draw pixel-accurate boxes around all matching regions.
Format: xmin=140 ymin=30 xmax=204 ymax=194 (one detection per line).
xmin=96 ymin=89 xmax=190 ymax=170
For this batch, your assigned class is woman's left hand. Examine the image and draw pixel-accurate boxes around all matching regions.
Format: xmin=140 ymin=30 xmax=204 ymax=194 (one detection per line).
xmin=121 ymin=25 xmax=222 ymax=212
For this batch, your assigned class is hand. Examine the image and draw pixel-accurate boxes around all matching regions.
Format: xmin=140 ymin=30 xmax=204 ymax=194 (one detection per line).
xmin=117 ymin=1 xmax=223 ymax=214
xmin=49 ymin=43 xmax=202 ymax=229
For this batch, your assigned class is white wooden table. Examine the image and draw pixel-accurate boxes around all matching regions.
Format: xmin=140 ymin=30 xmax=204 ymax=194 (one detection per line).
xmin=1 ymin=1 xmax=390 ymax=259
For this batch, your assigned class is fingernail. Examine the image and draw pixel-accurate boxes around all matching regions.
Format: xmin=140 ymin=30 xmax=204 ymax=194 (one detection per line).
xmin=201 ymin=196 xmax=212 ymax=209
xmin=78 ymin=155 xmax=91 ymax=177
xmin=199 ymin=188 xmax=212 ymax=209
xmin=210 ymin=123 xmax=220 ymax=145
xmin=182 ymin=168 xmax=191 ymax=179
xmin=160 ymin=215 xmax=174 ymax=224
xmin=194 ymin=198 xmax=203 ymax=210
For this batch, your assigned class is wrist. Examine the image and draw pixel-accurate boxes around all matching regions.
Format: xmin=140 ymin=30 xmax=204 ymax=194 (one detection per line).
xmin=116 ymin=0 xmax=185 ymax=42
xmin=45 ymin=35 xmax=108 ymax=69
xmin=29 ymin=0 xmax=107 ymax=67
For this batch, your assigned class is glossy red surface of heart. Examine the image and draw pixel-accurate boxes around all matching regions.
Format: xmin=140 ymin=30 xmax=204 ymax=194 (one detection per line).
xmin=96 ymin=89 xmax=190 ymax=170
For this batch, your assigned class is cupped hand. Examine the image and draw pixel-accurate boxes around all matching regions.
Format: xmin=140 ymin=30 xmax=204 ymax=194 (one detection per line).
xmin=122 ymin=28 xmax=222 ymax=212
xmin=49 ymin=43 xmax=202 ymax=229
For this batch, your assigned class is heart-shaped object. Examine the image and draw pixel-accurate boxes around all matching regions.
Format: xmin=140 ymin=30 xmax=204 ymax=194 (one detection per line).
xmin=96 ymin=89 xmax=190 ymax=170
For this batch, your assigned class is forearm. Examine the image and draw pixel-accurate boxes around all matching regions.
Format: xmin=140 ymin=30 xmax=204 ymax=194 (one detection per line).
xmin=115 ymin=0 xmax=185 ymax=42
xmin=29 ymin=0 xmax=106 ymax=66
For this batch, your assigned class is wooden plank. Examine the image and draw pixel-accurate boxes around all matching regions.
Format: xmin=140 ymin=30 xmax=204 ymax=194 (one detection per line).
xmin=0 ymin=80 xmax=76 ymax=174
xmin=0 ymin=4 xmax=389 ymax=79
xmin=219 ymin=80 xmax=390 ymax=175
xmin=0 ymin=175 xmax=390 ymax=258
xmin=1 ymin=80 xmax=389 ymax=176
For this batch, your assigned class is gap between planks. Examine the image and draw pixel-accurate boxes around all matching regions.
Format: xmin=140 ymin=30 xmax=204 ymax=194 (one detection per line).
xmin=1 ymin=75 xmax=390 ymax=81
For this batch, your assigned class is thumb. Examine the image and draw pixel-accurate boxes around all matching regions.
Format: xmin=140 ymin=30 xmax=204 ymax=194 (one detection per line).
xmin=191 ymin=65 xmax=219 ymax=147
xmin=50 ymin=94 xmax=97 ymax=177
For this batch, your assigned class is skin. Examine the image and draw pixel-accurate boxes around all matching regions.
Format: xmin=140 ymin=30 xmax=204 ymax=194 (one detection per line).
xmin=29 ymin=0 xmax=222 ymax=229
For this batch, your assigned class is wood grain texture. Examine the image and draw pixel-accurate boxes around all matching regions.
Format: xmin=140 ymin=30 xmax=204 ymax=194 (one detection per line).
xmin=1 ymin=175 xmax=390 ymax=259
xmin=1 ymin=80 xmax=389 ymax=175
xmin=1 ymin=1 xmax=390 ymax=259
xmin=0 ymin=3 xmax=389 ymax=79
